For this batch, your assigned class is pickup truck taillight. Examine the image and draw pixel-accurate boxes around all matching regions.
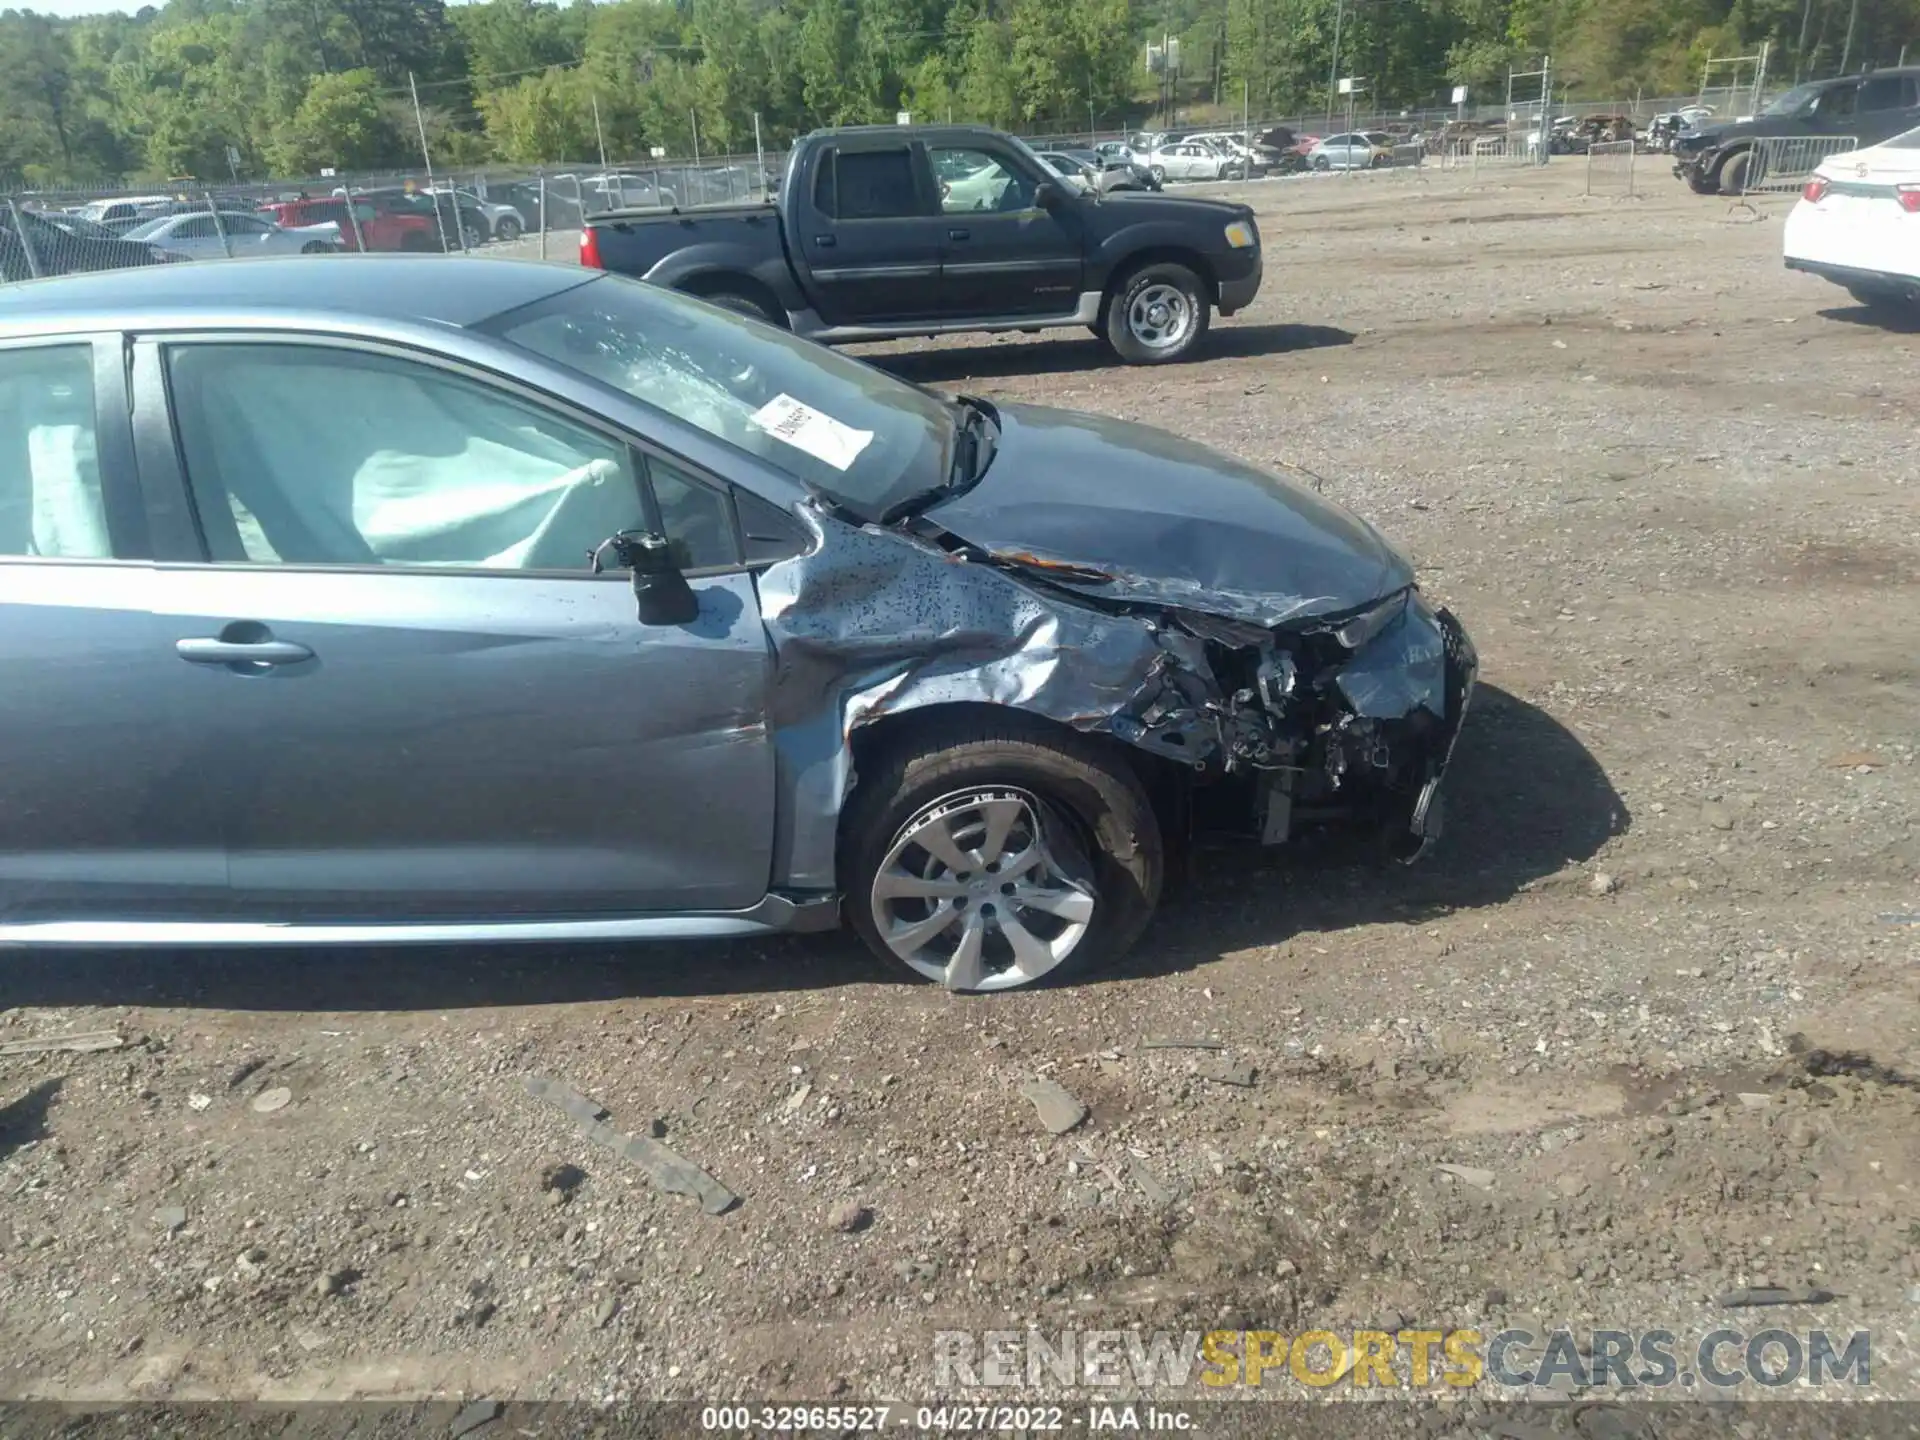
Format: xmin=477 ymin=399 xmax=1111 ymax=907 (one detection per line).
xmin=579 ymin=226 xmax=604 ymax=269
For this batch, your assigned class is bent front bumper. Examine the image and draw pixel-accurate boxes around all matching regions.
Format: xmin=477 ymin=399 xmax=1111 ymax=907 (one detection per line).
xmin=1218 ymin=252 xmax=1263 ymax=315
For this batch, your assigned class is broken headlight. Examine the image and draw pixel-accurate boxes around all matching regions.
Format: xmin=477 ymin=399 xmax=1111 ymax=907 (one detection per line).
xmin=1330 ymin=589 xmax=1410 ymax=652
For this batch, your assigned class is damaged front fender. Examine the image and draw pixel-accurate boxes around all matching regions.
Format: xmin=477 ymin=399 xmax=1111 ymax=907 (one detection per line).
xmin=754 ymin=505 xmax=1474 ymax=891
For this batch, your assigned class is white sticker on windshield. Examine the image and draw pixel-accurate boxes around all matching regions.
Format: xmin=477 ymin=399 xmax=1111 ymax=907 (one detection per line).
xmin=749 ymin=393 xmax=874 ymax=472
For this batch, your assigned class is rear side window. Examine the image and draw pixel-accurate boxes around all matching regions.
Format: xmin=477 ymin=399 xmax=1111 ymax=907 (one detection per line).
xmin=831 ymin=149 xmax=919 ymax=220
xmin=1858 ymin=75 xmax=1914 ymax=111
xmin=0 ymin=346 xmax=108 ymax=560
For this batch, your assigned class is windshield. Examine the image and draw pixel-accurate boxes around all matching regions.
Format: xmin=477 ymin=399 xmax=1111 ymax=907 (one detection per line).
xmin=120 ymin=217 xmax=171 ymax=240
xmin=1762 ymin=82 xmax=1825 ymax=116
xmin=487 ymin=273 xmax=955 ymax=522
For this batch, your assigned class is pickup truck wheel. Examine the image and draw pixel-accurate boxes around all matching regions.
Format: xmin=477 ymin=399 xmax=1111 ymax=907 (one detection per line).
xmin=1716 ymin=150 xmax=1752 ymax=195
xmin=697 ymin=287 xmax=786 ymax=327
xmin=1103 ymin=262 xmax=1210 ymax=365
xmin=841 ymin=718 xmax=1161 ymax=992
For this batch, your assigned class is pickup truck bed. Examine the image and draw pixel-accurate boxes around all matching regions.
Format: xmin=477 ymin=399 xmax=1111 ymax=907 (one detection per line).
xmin=580 ymin=124 xmax=1264 ymax=365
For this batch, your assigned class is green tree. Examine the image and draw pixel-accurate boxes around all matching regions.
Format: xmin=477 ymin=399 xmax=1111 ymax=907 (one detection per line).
xmin=269 ymin=67 xmax=401 ymax=173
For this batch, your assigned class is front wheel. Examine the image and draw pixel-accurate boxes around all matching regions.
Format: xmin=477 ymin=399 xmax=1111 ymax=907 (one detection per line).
xmin=495 ymin=216 xmax=523 ymax=242
xmin=1312 ymin=154 xmax=1330 ymax=171
xmin=1102 ymin=261 xmax=1211 ymax=365
xmin=841 ymin=719 xmax=1162 ymax=992
xmin=1149 ymin=164 xmax=1167 ymax=185
xmin=1716 ymin=150 xmax=1753 ymax=195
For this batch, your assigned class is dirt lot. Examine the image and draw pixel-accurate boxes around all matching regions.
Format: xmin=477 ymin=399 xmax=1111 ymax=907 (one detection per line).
xmin=4 ymin=162 xmax=1918 ymax=1416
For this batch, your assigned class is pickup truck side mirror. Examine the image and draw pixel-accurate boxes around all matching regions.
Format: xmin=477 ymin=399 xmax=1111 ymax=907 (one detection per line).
xmin=595 ymin=530 xmax=700 ymax=626
xmin=1034 ymin=180 xmax=1065 ymax=211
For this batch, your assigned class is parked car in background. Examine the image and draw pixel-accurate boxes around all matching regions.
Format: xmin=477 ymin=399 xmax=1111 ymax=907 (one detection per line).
xmin=426 ymin=186 xmax=525 ymax=242
xmin=1145 ymin=141 xmax=1245 ymax=183
xmin=71 ymin=195 xmax=177 ymax=233
xmin=1783 ymin=121 xmax=1920 ymax=317
xmin=1 ymin=206 xmax=176 ymax=281
xmin=331 ymin=189 xmax=457 ymax=250
xmin=0 ymin=257 xmax=1472 ymax=990
xmin=580 ymin=172 xmax=679 ymax=213
xmin=258 ymin=195 xmax=433 ymax=253
xmin=122 ymin=210 xmax=341 ymax=261
xmin=31 ymin=212 xmax=123 ymax=243
xmin=1309 ymin=133 xmax=1394 ymax=170
xmin=1092 ymin=142 xmax=1163 ymax=189
xmin=580 ymin=123 xmax=1262 ymax=365
xmin=1675 ymin=68 xmax=1920 ymax=194
xmin=1038 ymin=150 xmax=1143 ymax=194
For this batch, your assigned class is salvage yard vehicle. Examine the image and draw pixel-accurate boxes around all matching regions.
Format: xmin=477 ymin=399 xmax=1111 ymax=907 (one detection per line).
xmin=1784 ymin=122 xmax=1920 ymax=316
xmin=580 ymin=123 xmax=1263 ymax=366
xmin=0 ymin=258 xmax=1474 ymax=990
xmin=1674 ymin=68 xmax=1920 ymax=194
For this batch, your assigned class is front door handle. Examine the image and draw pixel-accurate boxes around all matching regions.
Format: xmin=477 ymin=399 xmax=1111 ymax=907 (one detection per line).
xmin=177 ymin=639 xmax=314 ymax=666
xmin=813 ymin=234 xmax=836 ymax=248
xmin=948 ymin=228 xmax=970 ymax=241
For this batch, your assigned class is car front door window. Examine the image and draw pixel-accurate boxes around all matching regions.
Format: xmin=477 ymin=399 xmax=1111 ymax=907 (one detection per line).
xmin=164 ymin=344 xmax=654 ymax=572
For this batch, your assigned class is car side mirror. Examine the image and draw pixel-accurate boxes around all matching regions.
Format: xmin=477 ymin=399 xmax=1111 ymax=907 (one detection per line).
xmin=596 ymin=530 xmax=699 ymax=626
xmin=1034 ymin=180 xmax=1064 ymax=211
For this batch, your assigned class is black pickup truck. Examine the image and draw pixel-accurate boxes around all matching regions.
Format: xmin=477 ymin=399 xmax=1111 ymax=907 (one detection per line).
xmin=1674 ymin=67 xmax=1920 ymax=194
xmin=579 ymin=124 xmax=1263 ymax=364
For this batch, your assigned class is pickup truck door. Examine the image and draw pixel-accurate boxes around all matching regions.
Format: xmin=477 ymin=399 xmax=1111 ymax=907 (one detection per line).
xmin=792 ymin=140 xmax=946 ymax=325
xmin=927 ymin=143 xmax=1084 ymax=319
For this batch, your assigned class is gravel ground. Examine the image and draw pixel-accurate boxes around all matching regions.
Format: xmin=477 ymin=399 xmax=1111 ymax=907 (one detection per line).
xmin=3 ymin=163 xmax=1918 ymax=1417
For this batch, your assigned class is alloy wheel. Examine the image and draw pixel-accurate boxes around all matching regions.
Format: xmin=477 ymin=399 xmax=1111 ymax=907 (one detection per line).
xmin=869 ymin=788 xmax=1096 ymax=992
xmin=1126 ymin=282 xmax=1194 ymax=352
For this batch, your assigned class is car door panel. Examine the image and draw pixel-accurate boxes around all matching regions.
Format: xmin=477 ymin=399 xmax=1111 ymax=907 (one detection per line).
xmin=931 ymin=145 xmax=1083 ymax=318
xmin=795 ymin=144 xmax=945 ymax=325
xmin=149 ymin=567 xmax=775 ymax=917
xmin=0 ymin=337 xmax=231 ymax=925
xmin=134 ymin=335 xmax=780 ymax=922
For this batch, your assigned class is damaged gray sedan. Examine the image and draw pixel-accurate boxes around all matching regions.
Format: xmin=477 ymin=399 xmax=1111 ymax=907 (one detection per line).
xmin=0 ymin=258 xmax=1474 ymax=990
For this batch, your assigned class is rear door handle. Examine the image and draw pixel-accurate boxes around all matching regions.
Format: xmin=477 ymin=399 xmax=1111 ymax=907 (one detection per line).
xmin=176 ymin=637 xmax=314 ymax=667
xmin=813 ymin=234 xmax=836 ymax=247
xmin=948 ymin=228 xmax=970 ymax=241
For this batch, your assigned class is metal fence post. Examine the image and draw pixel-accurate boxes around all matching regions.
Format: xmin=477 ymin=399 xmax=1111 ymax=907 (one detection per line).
xmin=539 ymin=172 xmax=549 ymax=261
xmin=6 ymin=197 xmax=44 ymax=279
xmin=206 ymin=189 xmax=232 ymax=259
xmin=343 ymin=182 xmax=367 ymax=253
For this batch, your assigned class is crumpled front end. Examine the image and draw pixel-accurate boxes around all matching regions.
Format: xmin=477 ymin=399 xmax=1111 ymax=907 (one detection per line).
xmin=756 ymin=506 xmax=1476 ymax=890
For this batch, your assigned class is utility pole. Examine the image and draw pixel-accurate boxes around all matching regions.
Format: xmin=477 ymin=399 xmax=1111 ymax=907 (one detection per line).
xmin=408 ymin=72 xmax=455 ymax=254
xmin=1326 ymin=0 xmax=1345 ymax=134
xmin=591 ymin=92 xmax=609 ymax=170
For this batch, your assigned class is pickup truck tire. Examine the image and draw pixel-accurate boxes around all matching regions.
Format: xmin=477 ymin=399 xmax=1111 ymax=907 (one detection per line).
xmin=840 ymin=716 xmax=1162 ymax=992
xmin=1716 ymin=150 xmax=1753 ymax=195
xmin=1103 ymin=262 xmax=1211 ymax=365
xmin=691 ymin=285 xmax=787 ymax=327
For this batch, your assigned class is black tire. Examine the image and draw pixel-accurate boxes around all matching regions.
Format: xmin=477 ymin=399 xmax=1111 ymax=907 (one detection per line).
xmin=1312 ymin=154 xmax=1330 ymax=171
xmin=300 ymin=241 xmax=332 ymax=254
xmin=1149 ymin=164 xmax=1167 ymax=185
xmin=694 ymin=286 xmax=786 ymax=327
xmin=1716 ymin=150 xmax=1752 ymax=196
xmin=1101 ymin=260 xmax=1211 ymax=365
xmin=495 ymin=216 xmax=523 ymax=242
xmin=461 ymin=221 xmax=486 ymax=249
xmin=841 ymin=715 xmax=1162 ymax=991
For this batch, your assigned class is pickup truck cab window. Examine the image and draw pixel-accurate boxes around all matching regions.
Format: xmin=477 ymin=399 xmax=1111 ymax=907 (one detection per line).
xmin=1813 ymin=84 xmax=1857 ymax=120
xmin=821 ymin=148 xmax=922 ymax=220
xmin=1857 ymin=75 xmax=1915 ymax=111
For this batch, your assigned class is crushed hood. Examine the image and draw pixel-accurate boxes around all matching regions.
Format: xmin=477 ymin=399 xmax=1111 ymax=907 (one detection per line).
xmin=922 ymin=402 xmax=1413 ymax=627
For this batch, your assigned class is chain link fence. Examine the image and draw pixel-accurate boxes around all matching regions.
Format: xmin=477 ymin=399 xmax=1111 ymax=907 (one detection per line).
xmin=1 ymin=152 xmax=787 ymax=282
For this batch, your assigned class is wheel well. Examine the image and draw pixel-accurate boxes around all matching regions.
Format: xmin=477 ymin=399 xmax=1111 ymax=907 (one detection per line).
xmin=844 ymin=702 xmax=1190 ymax=859
xmin=679 ymin=271 xmax=788 ymax=325
xmin=1106 ymin=247 xmax=1218 ymax=306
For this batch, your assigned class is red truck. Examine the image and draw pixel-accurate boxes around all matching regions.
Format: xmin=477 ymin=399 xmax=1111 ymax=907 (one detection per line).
xmin=256 ymin=195 xmax=440 ymax=252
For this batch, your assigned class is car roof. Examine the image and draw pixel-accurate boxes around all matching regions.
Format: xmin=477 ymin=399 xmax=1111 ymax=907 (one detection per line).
xmin=0 ymin=256 xmax=596 ymax=336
